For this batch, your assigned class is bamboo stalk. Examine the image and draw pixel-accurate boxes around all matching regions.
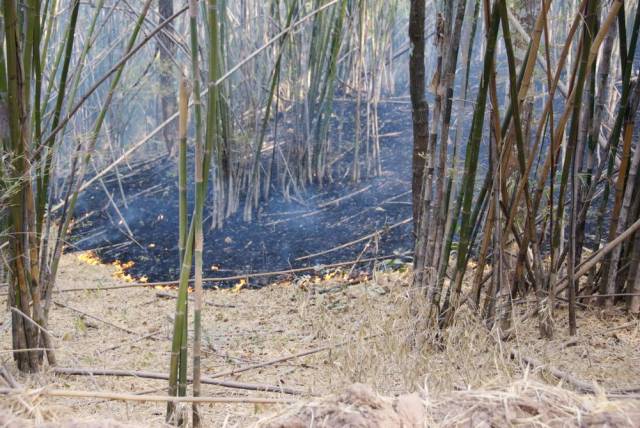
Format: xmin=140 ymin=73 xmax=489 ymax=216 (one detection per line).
xmin=167 ymin=0 xmax=202 ymax=421
xmin=445 ymin=2 xmax=501 ymax=323
xmin=192 ymin=0 xmax=217 ymax=423
xmin=598 ymin=2 xmax=640 ymax=305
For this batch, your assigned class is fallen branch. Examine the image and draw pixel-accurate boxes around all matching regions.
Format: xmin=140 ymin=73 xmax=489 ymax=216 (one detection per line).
xmin=510 ymin=350 xmax=640 ymax=395
xmin=209 ymin=343 xmax=340 ymax=380
xmin=296 ymin=218 xmax=412 ymax=261
xmin=0 ymin=365 xmax=19 ymax=389
xmin=317 ymin=184 xmax=372 ymax=208
xmin=55 ymin=329 xmax=400 ymax=399
xmin=0 ymin=387 xmax=294 ymax=404
xmin=99 ymin=330 xmax=162 ymax=353
xmin=52 ymin=367 xmax=304 ymax=395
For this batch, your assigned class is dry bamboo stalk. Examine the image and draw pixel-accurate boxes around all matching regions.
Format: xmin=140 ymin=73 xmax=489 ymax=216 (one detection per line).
xmin=554 ymin=217 xmax=640 ymax=292
xmin=53 ymin=1 xmax=344 ymax=208
xmin=52 ymin=367 xmax=304 ymax=396
xmin=533 ymin=0 xmax=622 ymax=208
xmin=317 ymin=184 xmax=372 ymax=208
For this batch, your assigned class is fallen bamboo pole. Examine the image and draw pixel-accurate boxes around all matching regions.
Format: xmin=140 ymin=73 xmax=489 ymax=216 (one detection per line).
xmin=208 ymin=341 xmax=346 ymax=379
xmin=155 ymin=291 xmax=236 ymax=309
xmin=0 ymin=387 xmax=294 ymax=404
xmin=53 ymin=329 xmax=399 ymax=395
xmin=295 ymin=218 xmax=412 ymax=261
xmin=52 ymin=368 xmax=304 ymax=395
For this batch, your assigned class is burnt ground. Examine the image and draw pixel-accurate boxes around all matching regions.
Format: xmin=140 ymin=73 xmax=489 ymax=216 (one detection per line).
xmin=69 ymin=101 xmax=415 ymax=284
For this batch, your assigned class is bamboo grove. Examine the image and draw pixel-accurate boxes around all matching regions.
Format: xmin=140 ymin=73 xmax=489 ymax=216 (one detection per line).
xmin=0 ymin=0 xmax=639 ymax=425
xmin=410 ymin=0 xmax=640 ymax=338
xmin=0 ymin=0 xmax=402 ymax=370
xmin=0 ymin=0 xmax=403 ymax=422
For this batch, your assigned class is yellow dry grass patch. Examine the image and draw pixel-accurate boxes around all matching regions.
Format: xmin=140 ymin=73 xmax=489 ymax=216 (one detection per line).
xmin=0 ymin=252 xmax=638 ymax=426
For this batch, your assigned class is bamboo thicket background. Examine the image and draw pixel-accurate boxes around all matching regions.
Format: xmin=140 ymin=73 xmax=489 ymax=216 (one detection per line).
xmin=410 ymin=0 xmax=640 ymax=340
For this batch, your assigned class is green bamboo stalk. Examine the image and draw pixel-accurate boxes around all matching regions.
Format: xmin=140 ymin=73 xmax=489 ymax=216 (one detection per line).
xmin=431 ymin=0 xmax=467 ymax=271
xmin=443 ymin=2 xmax=500 ymax=322
xmin=21 ymin=0 xmax=39 ymax=111
xmin=31 ymin=0 xmax=42 ymax=160
xmin=437 ymin=0 xmax=480 ymax=294
xmin=178 ymin=79 xmax=190 ymax=270
xmin=244 ymin=1 xmax=297 ymax=220
xmin=40 ymin=0 xmax=57 ymax=58
xmin=177 ymin=78 xmax=190 ymax=416
xmin=40 ymin=13 xmax=74 ymax=127
xmin=556 ymin=0 xmax=598 ymax=333
xmin=312 ymin=0 xmax=347 ymax=182
xmin=167 ymin=0 xmax=203 ymax=421
xmin=36 ymin=0 xmax=81 ymax=243
xmin=193 ymin=0 xmax=222 ymax=423
xmin=4 ymin=0 xmax=41 ymax=372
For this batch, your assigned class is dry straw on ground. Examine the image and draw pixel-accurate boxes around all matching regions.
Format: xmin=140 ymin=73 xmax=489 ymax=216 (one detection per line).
xmin=1 ymin=253 xmax=639 ymax=426
xmin=258 ymin=380 xmax=640 ymax=427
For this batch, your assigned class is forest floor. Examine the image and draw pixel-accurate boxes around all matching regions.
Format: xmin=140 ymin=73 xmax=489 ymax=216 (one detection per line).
xmin=1 ymin=252 xmax=639 ymax=427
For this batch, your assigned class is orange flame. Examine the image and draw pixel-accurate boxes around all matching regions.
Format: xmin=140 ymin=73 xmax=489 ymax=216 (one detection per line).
xmin=77 ymin=251 xmax=102 ymax=266
xmin=112 ymin=260 xmax=136 ymax=282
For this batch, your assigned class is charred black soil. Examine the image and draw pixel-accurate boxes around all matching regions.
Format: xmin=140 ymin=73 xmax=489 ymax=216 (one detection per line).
xmin=69 ymin=101 xmax=415 ymax=284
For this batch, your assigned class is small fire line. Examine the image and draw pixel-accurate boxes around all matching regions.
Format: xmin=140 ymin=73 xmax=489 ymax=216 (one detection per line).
xmin=60 ymin=253 xmax=412 ymax=293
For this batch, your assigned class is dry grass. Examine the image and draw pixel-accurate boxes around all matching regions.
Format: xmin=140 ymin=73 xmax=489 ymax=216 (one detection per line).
xmin=258 ymin=379 xmax=640 ymax=427
xmin=1 ymin=252 xmax=639 ymax=426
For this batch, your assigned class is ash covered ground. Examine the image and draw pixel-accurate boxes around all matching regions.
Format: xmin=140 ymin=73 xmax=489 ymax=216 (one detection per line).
xmin=69 ymin=101 xmax=415 ymax=284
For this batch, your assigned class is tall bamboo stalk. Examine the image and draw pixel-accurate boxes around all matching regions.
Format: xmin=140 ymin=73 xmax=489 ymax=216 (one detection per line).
xmin=443 ymin=2 xmax=500 ymax=323
xmin=167 ymin=0 xmax=203 ymax=422
xmin=598 ymin=2 xmax=640 ymax=305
